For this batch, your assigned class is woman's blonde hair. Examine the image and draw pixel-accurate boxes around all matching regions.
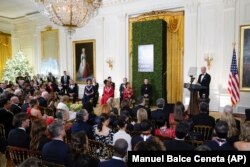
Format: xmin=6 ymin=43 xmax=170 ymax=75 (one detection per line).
xmin=220 ymin=112 xmax=239 ymax=137
xmin=239 ymin=121 xmax=250 ymax=142
xmin=137 ymin=108 xmax=148 ymax=123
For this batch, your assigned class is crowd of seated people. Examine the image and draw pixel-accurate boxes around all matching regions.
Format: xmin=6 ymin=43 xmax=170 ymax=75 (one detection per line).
xmin=1 ymin=73 xmax=250 ymax=167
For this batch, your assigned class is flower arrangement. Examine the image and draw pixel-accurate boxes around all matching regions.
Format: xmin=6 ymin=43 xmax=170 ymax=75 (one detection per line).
xmin=69 ymin=102 xmax=83 ymax=112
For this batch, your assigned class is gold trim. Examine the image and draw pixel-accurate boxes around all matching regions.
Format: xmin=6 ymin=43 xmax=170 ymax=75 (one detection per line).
xmin=72 ymin=39 xmax=96 ymax=84
xmin=239 ymin=25 xmax=250 ymax=91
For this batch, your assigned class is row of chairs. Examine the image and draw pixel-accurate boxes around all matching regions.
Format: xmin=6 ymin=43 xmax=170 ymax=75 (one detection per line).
xmin=6 ymin=139 xmax=114 ymax=167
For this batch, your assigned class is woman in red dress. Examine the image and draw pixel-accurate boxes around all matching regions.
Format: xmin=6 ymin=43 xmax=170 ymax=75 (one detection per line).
xmin=100 ymin=81 xmax=114 ymax=105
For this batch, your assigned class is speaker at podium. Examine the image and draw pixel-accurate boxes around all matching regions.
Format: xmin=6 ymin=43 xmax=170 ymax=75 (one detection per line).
xmin=184 ymin=67 xmax=207 ymax=116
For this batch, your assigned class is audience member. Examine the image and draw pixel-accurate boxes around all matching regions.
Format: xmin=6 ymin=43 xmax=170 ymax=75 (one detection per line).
xmin=169 ymin=101 xmax=188 ymax=129
xmin=98 ymin=139 xmax=128 ymax=167
xmin=0 ymin=96 xmax=14 ymax=136
xmin=234 ymin=121 xmax=250 ymax=151
xmin=204 ymin=121 xmax=235 ymax=150
xmin=164 ymin=121 xmax=195 ymax=151
xmin=71 ymin=109 xmax=94 ymax=139
xmin=67 ymin=131 xmax=99 ymax=167
xmin=132 ymin=96 xmax=151 ymax=119
xmin=42 ymin=120 xmax=70 ymax=165
xmin=134 ymin=137 xmax=166 ymax=151
xmin=10 ymin=96 xmax=22 ymax=115
xmin=30 ymin=119 xmax=50 ymax=151
xmin=151 ymin=98 xmax=167 ymax=121
xmin=8 ymin=113 xmax=30 ymax=148
xmin=113 ymin=116 xmax=132 ymax=151
xmin=133 ymin=108 xmax=148 ymax=131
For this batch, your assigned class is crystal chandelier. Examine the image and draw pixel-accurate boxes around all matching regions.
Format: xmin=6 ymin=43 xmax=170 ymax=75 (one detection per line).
xmin=35 ymin=0 xmax=102 ymax=35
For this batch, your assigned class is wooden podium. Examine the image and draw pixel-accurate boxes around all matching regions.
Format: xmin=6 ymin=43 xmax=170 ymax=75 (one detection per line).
xmin=184 ymin=83 xmax=207 ymax=116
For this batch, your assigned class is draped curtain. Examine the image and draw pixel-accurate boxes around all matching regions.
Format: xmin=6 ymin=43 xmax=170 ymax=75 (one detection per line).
xmin=129 ymin=11 xmax=184 ymax=103
xmin=0 ymin=32 xmax=12 ymax=80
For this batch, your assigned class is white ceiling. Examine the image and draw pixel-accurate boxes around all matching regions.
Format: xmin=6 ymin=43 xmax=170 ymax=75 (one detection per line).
xmin=0 ymin=0 xmax=39 ymax=19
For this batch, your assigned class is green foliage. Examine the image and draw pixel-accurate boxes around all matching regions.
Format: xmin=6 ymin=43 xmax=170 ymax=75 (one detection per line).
xmin=2 ymin=51 xmax=34 ymax=82
xmin=132 ymin=20 xmax=166 ymax=104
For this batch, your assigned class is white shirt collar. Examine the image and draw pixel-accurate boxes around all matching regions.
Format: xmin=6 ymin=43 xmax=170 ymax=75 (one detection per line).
xmin=112 ymin=156 xmax=124 ymax=161
xmin=18 ymin=127 xmax=26 ymax=131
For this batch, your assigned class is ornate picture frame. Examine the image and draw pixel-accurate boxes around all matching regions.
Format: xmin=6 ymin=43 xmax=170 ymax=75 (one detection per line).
xmin=240 ymin=25 xmax=250 ymax=91
xmin=73 ymin=39 xmax=96 ymax=84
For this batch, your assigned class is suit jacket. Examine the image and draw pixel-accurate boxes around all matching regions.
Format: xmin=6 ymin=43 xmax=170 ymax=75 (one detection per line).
xmin=38 ymin=97 xmax=48 ymax=108
xmin=71 ymin=120 xmax=94 ymax=139
xmin=204 ymin=140 xmax=235 ymax=150
xmin=42 ymin=140 xmax=70 ymax=165
xmin=197 ymin=73 xmax=211 ymax=98
xmin=164 ymin=139 xmax=195 ymax=151
xmin=98 ymin=158 xmax=126 ymax=167
xmin=0 ymin=108 xmax=14 ymax=136
xmin=7 ymin=128 xmax=30 ymax=148
xmin=191 ymin=113 xmax=215 ymax=128
xmin=61 ymin=75 xmax=70 ymax=86
xmin=10 ymin=104 xmax=22 ymax=115
xmin=47 ymin=76 xmax=56 ymax=84
xmin=151 ymin=108 xmax=168 ymax=121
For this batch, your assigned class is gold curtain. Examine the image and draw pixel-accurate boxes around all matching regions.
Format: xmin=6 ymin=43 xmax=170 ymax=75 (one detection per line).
xmin=129 ymin=11 xmax=184 ymax=103
xmin=0 ymin=32 xmax=12 ymax=80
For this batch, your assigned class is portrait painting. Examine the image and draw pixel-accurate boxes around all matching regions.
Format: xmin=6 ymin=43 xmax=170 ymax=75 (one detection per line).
xmin=73 ymin=39 xmax=95 ymax=84
xmin=240 ymin=25 xmax=250 ymax=91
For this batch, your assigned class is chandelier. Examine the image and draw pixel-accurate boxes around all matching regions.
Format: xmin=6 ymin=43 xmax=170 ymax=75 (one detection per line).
xmin=35 ymin=0 xmax=102 ymax=35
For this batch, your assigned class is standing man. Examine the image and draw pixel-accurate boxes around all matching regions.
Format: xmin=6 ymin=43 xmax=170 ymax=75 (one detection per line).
xmin=60 ymin=71 xmax=70 ymax=94
xmin=197 ymin=66 xmax=211 ymax=98
xmin=119 ymin=77 xmax=127 ymax=103
xmin=141 ymin=78 xmax=153 ymax=107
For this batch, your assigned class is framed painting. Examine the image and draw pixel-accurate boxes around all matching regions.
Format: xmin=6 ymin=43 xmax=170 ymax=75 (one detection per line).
xmin=240 ymin=25 xmax=250 ymax=91
xmin=73 ymin=39 xmax=96 ymax=84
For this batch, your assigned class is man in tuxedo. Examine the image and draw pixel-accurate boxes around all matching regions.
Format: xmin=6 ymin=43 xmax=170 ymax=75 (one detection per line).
xmin=197 ymin=66 xmax=211 ymax=98
xmin=0 ymin=96 xmax=14 ymax=137
xmin=10 ymin=96 xmax=22 ymax=115
xmin=60 ymin=71 xmax=70 ymax=94
xmin=99 ymin=139 xmax=128 ymax=167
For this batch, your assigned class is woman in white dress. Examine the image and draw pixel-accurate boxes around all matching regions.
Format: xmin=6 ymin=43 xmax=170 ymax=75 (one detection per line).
xmin=77 ymin=48 xmax=89 ymax=79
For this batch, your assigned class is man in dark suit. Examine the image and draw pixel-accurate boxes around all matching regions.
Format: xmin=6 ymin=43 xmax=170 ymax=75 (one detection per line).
xmin=10 ymin=96 xmax=22 ymax=115
xmin=99 ymin=139 xmax=128 ymax=167
xmin=0 ymin=96 xmax=14 ymax=137
xmin=164 ymin=122 xmax=195 ymax=150
xmin=151 ymin=98 xmax=167 ymax=121
xmin=42 ymin=120 xmax=70 ymax=165
xmin=38 ymin=91 xmax=49 ymax=108
xmin=141 ymin=78 xmax=153 ymax=107
xmin=197 ymin=66 xmax=211 ymax=98
xmin=71 ymin=109 xmax=94 ymax=139
xmin=191 ymin=102 xmax=215 ymax=128
xmin=60 ymin=71 xmax=70 ymax=94
xmin=47 ymin=72 xmax=56 ymax=84
xmin=204 ymin=121 xmax=235 ymax=150
xmin=7 ymin=113 xmax=30 ymax=148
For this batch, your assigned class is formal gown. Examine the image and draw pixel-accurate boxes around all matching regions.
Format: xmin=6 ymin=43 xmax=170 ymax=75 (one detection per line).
xmin=100 ymin=86 xmax=114 ymax=105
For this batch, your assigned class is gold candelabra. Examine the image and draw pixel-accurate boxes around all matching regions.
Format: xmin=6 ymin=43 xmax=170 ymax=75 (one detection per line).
xmin=204 ymin=53 xmax=213 ymax=70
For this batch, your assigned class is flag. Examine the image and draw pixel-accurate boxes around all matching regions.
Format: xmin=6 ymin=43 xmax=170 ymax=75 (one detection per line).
xmin=228 ymin=48 xmax=240 ymax=106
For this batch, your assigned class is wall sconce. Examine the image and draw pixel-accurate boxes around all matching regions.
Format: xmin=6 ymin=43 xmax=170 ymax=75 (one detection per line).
xmin=106 ymin=57 xmax=113 ymax=70
xmin=204 ymin=53 xmax=213 ymax=70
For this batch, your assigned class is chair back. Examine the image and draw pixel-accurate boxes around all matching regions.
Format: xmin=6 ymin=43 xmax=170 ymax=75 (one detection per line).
xmin=186 ymin=140 xmax=204 ymax=147
xmin=193 ymin=125 xmax=213 ymax=141
xmin=0 ymin=124 xmax=6 ymax=139
xmin=7 ymin=146 xmax=42 ymax=166
xmin=42 ymin=160 xmax=65 ymax=167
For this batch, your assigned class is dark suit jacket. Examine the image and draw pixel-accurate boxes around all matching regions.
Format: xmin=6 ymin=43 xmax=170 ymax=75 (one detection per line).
xmin=10 ymin=104 xmax=22 ymax=115
xmin=132 ymin=105 xmax=151 ymax=119
xmin=0 ymin=87 xmax=3 ymax=94
xmin=164 ymin=139 xmax=195 ymax=151
xmin=140 ymin=84 xmax=153 ymax=98
xmin=197 ymin=73 xmax=211 ymax=98
xmin=7 ymin=128 xmax=30 ymax=148
xmin=204 ymin=140 xmax=235 ymax=150
xmin=61 ymin=75 xmax=70 ymax=85
xmin=131 ymin=135 xmax=153 ymax=150
xmin=0 ymin=108 xmax=14 ymax=136
xmin=71 ymin=120 xmax=94 ymax=139
xmin=151 ymin=108 xmax=168 ymax=121
xmin=47 ymin=76 xmax=56 ymax=84
xmin=42 ymin=140 xmax=70 ymax=165
xmin=98 ymin=158 xmax=126 ymax=167
xmin=191 ymin=113 xmax=215 ymax=128
xmin=21 ymin=103 xmax=30 ymax=113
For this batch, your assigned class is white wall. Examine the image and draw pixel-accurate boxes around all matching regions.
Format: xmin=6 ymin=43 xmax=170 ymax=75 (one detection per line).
xmin=2 ymin=0 xmax=250 ymax=112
